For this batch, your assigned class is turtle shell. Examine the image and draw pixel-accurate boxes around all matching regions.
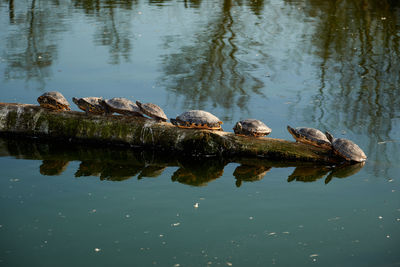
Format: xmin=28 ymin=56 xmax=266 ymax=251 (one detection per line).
xmin=102 ymin=98 xmax=143 ymax=116
xmin=233 ymin=119 xmax=271 ymax=137
xmin=325 ymin=132 xmax=367 ymax=162
xmin=287 ymin=125 xmax=331 ymax=149
xmin=72 ymin=97 xmax=108 ymax=115
xmin=170 ymin=110 xmax=223 ymax=130
xmin=136 ymin=101 xmax=168 ymax=121
xmin=37 ymin=91 xmax=71 ymax=111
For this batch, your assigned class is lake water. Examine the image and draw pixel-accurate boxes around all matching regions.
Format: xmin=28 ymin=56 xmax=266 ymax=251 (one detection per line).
xmin=0 ymin=0 xmax=399 ymax=266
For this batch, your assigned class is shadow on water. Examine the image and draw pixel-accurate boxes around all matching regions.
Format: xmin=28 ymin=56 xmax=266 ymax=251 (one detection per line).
xmin=0 ymin=137 xmax=364 ymax=186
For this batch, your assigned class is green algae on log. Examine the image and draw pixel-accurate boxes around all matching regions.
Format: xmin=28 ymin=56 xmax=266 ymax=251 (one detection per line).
xmin=0 ymin=103 xmax=339 ymax=163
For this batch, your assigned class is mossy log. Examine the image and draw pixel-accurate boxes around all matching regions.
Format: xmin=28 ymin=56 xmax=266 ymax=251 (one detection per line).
xmin=0 ymin=103 xmax=340 ymax=164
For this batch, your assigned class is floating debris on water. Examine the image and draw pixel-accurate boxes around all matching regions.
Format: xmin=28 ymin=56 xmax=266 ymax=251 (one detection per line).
xmin=310 ymin=254 xmax=319 ymax=257
xmin=171 ymin=222 xmax=180 ymax=227
xmin=194 ymin=203 xmax=199 ymax=208
xmin=378 ymin=140 xmax=396 ymax=144
xmin=94 ymin=248 xmax=101 ymax=252
xmin=226 ymin=262 xmax=233 ymax=266
xmin=378 ymin=216 xmax=383 ymax=220
xmin=249 ymin=216 xmax=254 ymax=220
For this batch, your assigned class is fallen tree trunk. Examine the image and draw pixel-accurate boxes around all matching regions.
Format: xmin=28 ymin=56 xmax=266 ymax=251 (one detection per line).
xmin=0 ymin=103 xmax=339 ymax=163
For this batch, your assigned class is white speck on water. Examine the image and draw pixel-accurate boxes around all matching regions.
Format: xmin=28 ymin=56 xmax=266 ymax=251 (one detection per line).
xmin=268 ymin=232 xmax=276 ymax=236
xmin=249 ymin=216 xmax=254 ymax=220
xmin=381 ymin=17 xmax=387 ymax=20
xmin=386 ymin=235 xmax=390 ymax=238
xmin=310 ymin=254 xmax=318 ymax=258
xmin=90 ymin=209 xmax=96 ymax=213
xmin=378 ymin=216 xmax=383 ymax=219
xmin=226 ymin=262 xmax=233 ymax=266
xmin=159 ymin=234 xmax=164 ymax=237
xmin=172 ymin=222 xmax=180 ymax=227
xmin=138 ymin=11 xmax=142 ymax=15
xmin=125 ymin=214 xmax=131 ymax=218
xmin=194 ymin=203 xmax=199 ymax=208
xmin=94 ymin=248 xmax=101 ymax=252
xmin=282 ymin=231 xmax=290 ymax=234
xmin=9 ymin=178 xmax=20 ymax=182
xmin=396 ymin=218 xmax=400 ymax=221
xmin=388 ymin=179 xmax=393 ymax=182
xmin=173 ymin=264 xmax=180 ymax=267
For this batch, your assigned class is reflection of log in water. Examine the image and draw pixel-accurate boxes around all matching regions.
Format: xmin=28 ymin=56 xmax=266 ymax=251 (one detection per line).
xmin=0 ymin=137 xmax=364 ymax=186
xmin=233 ymin=164 xmax=271 ymax=187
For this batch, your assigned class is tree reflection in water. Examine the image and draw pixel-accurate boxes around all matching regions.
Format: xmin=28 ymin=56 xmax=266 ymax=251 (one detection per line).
xmin=284 ymin=0 xmax=400 ymax=169
xmin=2 ymin=0 xmax=70 ymax=87
xmin=159 ymin=0 xmax=266 ymax=115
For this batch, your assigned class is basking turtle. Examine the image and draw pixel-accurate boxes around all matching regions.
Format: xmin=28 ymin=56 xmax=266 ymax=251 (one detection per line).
xmin=233 ymin=119 xmax=271 ymax=137
xmin=37 ymin=91 xmax=71 ymax=111
xmin=170 ymin=110 xmax=223 ymax=130
xmin=102 ymin=97 xmax=143 ymax=116
xmin=287 ymin=125 xmax=331 ymax=149
xmin=72 ymin=97 xmax=109 ymax=115
xmin=136 ymin=101 xmax=168 ymax=121
xmin=325 ymin=131 xmax=367 ymax=162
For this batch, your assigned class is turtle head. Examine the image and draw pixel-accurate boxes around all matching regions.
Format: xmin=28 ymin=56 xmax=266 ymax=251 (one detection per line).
xmin=325 ymin=131 xmax=334 ymax=142
xmin=72 ymin=97 xmax=79 ymax=105
xmin=286 ymin=125 xmax=298 ymax=138
xmin=234 ymin=121 xmax=242 ymax=131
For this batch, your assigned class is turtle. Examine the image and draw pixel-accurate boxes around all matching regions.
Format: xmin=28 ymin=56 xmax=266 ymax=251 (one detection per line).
xmin=170 ymin=110 xmax=223 ymax=130
xmin=136 ymin=101 xmax=168 ymax=121
xmin=72 ymin=97 xmax=109 ymax=115
xmin=101 ymin=97 xmax=143 ymax=116
xmin=325 ymin=131 xmax=367 ymax=162
xmin=37 ymin=91 xmax=71 ymax=111
xmin=287 ymin=125 xmax=332 ymax=149
xmin=233 ymin=119 xmax=271 ymax=137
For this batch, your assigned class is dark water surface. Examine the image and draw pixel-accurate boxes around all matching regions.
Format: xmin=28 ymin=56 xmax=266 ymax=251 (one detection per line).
xmin=0 ymin=0 xmax=399 ymax=266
